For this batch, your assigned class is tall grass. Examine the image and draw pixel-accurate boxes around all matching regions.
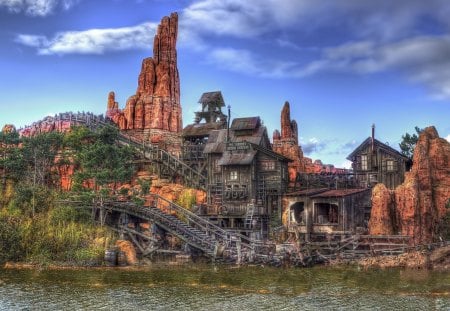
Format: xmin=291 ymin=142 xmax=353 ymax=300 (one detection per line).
xmin=0 ymin=204 xmax=116 ymax=265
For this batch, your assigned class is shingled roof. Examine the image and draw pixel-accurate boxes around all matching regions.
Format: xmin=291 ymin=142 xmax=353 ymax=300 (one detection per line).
xmin=347 ymin=137 xmax=408 ymax=161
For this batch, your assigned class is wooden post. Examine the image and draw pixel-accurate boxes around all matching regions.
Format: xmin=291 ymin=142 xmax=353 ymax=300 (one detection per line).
xmin=237 ymin=239 xmax=242 ymax=264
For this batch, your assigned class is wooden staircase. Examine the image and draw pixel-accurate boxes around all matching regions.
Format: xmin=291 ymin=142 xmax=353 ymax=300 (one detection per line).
xmin=116 ymin=135 xmax=207 ymax=190
xmin=50 ymin=112 xmax=207 ymax=190
xmin=63 ymin=193 xmax=256 ymax=261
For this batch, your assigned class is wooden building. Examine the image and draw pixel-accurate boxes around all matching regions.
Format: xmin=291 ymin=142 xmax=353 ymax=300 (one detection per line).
xmin=182 ymin=95 xmax=291 ymax=239
xmin=285 ymin=188 xmax=371 ymax=239
xmin=182 ymin=91 xmax=227 ymax=175
xmin=347 ymin=125 xmax=408 ymax=189
xmin=201 ymin=117 xmax=291 ymax=239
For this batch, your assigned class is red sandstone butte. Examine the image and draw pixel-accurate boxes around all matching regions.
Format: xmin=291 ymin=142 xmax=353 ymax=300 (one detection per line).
xmin=107 ymin=12 xmax=182 ymax=133
xmin=272 ymin=101 xmax=315 ymax=182
xmin=368 ymin=183 xmax=395 ymax=235
xmin=369 ymin=126 xmax=450 ymax=244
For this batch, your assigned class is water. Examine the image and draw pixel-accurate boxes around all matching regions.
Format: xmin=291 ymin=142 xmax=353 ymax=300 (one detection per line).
xmin=0 ymin=265 xmax=449 ymax=310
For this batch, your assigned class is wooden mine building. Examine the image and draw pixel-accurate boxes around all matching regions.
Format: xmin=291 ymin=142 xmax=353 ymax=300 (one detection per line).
xmin=284 ymin=188 xmax=371 ymax=240
xmin=182 ymin=92 xmax=290 ymax=239
xmin=347 ymin=125 xmax=408 ymax=189
xmin=182 ymin=96 xmax=408 ymax=241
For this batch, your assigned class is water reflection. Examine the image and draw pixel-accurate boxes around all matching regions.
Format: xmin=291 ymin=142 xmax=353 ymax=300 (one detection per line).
xmin=0 ymin=265 xmax=449 ymax=310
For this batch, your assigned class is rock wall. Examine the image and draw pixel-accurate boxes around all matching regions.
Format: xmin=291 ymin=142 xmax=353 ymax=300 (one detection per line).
xmin=272 ymin=102 xmax=316 ymax=182
xmin=369 ymin=126 xmax=450 ymax=244
xmin=368 ymin=183 xmax=395 ymax=235
xmin=107 ymin=12 xmax=182 ymax=134
xmin=19 ymin=116 xmax=73 ymax=137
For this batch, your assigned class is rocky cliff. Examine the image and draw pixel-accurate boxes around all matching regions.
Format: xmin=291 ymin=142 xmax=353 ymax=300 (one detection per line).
xmin=107 ymin=12 xmax=182 ymax=133
xmin=272 ymin=102 xmax=315 ymax=182
xmin=369 ymin=126 xmax=450 ymax=244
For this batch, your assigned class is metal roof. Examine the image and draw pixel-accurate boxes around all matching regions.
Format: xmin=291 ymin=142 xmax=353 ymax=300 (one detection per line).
xmin=218 ymin=150 xmax=257 ymax=166
xmin=230 ymin=117 xmax=260 ymax=131
xmin=198 ymin=91 xmax=225 ymax=107
xmin=310 ymin=188 xmax=370 ymax=198
xmin=285 ymin=188 xmax=329 ymax=197
xmin=203 ymin=130 xmax=227 ymax=153
xmin=182 ymin=122 xmax=225 ymax=138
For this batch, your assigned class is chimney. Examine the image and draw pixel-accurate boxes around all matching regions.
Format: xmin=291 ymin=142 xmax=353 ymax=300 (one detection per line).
xmin=227 ymin=105 xmax=231 ymax=142
xmin=371 ymin=123 xmax=375 ymax=153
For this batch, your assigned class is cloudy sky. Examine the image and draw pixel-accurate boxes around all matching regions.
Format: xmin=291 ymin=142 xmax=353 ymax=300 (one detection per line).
xmin=1 ymin=0 xmax=449 ymax=167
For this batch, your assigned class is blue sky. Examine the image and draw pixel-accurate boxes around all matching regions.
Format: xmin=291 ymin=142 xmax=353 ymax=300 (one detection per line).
xmin=1 ymin=0 xmax=449 ymax=167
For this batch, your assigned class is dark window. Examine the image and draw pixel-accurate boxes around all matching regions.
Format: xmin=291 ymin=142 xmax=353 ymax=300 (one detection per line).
xmin=314 ymin=203 xmax=339 ymax=224
xmin=290 ymin=202 xmax=305 ymax=224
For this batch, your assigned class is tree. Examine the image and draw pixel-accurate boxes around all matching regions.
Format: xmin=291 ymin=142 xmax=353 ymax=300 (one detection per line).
xmin=71 ymin=126 xmax=136 ymax=193
xmin=399 ymin=126 xmax=423 ymax=171
xmin=0 ymin=129 xmax=22 ymax=183
xmin=399 ymin=126 xmax=423 ymax=160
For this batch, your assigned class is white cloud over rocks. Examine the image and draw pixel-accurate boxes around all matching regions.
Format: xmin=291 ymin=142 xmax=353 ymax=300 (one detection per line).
xmin=0 ymin=0 xmax=80 ymax=16
xmin=16 ymin=22 xmax=156 ymax=54
xmin=11 ymin=0 xmax=450 ymax=100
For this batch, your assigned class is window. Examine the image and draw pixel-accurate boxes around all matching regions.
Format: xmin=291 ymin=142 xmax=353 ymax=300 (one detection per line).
xmin=213 ymin=158 xmax=221 ymax=173
xmin=261 ymin=160 xmax=275 ymax=171
xmin=361 ymin=155 xmax=368 ymax=171
xmin=230 ymin=170 xmax=238 ymax=181
xmin=314 ymin=203 xmax=339 ymax=224
xmin=387 ymin=160 xmax=395 ymax=171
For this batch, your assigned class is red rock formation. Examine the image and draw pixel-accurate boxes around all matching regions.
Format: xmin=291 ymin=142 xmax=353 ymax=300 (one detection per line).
xmin=369 ymin=126 xmax=450 ymax=244
xmin=368 ymin=183 xmax=395 ymax=235
xmin=272 ymin=101 xmax=315 ymax=182
xmin=19 ymin=116 xmax=73 ymax=137
xmin=2 ymin=124 xmax=16 ymax=133
xmin=107 ymin=12 xmax=182 ymax=133
xmin=115 ymin=240 xmax=138 ymax=265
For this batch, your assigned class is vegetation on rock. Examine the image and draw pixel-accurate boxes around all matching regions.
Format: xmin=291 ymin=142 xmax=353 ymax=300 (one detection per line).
xmin=0 ymin=125 xmax=138 ymax=265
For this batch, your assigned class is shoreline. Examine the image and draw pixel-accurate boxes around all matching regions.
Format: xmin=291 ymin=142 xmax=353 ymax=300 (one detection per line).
xmin=3 ymin=245 xmax=449 ymax=272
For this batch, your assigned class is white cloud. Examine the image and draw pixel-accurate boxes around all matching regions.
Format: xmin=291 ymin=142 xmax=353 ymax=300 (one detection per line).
xmin=0 ymin=0 xmax=80 ymax=16
xmin=445 ymin=134 xmax=450 ymax=142
xmin=207 ymin=47 xmax=298 ymax=78
xmin=340 ymin=160 xmax=352 ymax=169
xmin=178 ymin=0 xmax=450 ymax=100
xmin=15 ymin=22 xmax=157 ymax=55
xmin=297 ymin=35 xmax=450 ymax=99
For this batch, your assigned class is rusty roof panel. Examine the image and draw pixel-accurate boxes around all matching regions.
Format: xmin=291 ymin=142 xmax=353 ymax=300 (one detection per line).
xmin=230 ymin=117 xmax=260 ymax=131
xmin=218 ymin=150 xmax=257 ymax=166
xmin=310 ymin=188 xmax=370 ymax=198
xmin=285 ymin=188 xmax=329 ymax=197
xmin=182 ymin=122 xmax=224 ymax=138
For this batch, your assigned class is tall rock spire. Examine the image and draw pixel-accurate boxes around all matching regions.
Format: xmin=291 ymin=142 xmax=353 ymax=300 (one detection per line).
xmin=107 ymin=12 xmax=182 ymax=133
xmin=280 ymin=101 xmax=298 ymax=144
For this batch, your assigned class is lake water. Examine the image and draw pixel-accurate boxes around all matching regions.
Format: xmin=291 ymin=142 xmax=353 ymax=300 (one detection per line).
xmin=0 ymin=265 xmax=449 ymax=310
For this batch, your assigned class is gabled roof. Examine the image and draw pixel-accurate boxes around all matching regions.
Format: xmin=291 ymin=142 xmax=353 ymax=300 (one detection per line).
xmin=203 ymin=124 xmax=267 ymax=153
xmin=346 ymin=137 xmax=408 ymax=161
xmin=218 ymin=150 xmax=257 ymax=166
xmin=249 ymin=142 xmax=292 ymax=162
xmin=182 ymin=122 xmax=225 ymax=138
xmin=198 ymin=91 xmax=225 ymax=107
xmin=231 ymin=117 xmax=260 ymax=131
xmin=203 ymin=130 xmax=226 ymax=153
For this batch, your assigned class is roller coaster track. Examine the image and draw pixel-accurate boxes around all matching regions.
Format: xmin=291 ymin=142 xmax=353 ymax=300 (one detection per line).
xmin=32 ymin=112 xmax=207 ymax=190
xmin=61 ymin=193 xmax=257 ymax=261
